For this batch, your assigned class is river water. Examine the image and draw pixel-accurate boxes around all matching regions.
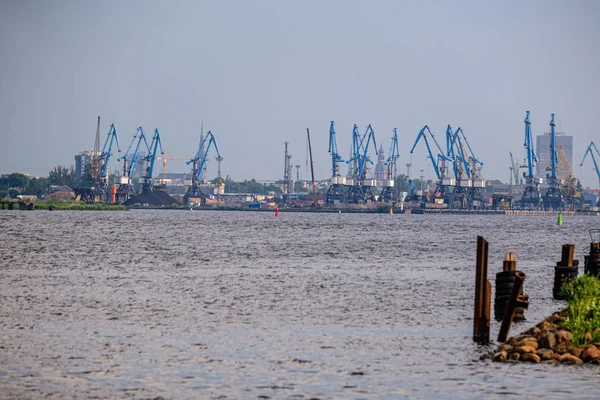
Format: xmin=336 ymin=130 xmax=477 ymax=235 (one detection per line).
xmin=1 ymin=210 xmax=599 ymax=399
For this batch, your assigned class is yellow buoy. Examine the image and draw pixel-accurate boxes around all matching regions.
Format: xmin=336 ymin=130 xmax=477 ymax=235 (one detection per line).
xmin=389 ymin=207 xmax=393 ymax=216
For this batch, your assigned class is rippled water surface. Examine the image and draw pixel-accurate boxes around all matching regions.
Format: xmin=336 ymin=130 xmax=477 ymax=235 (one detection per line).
xmin=1 ymin=210 xmax=599 ymax=399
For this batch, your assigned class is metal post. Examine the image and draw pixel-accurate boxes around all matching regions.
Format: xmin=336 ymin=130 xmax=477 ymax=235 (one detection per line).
xmin=473 ymin=236 xmax=491 ymax=343
xmin=498 ymin=271 xmax=526 ymax=342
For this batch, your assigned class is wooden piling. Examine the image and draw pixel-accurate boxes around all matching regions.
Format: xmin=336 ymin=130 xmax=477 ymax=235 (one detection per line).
xmin=498 ymin=271 xmax=526 ymax=342
xmin=473 ymin=236 xmax=491 ymax=344
xmin=502 ymin=253 xmax=516 ymax=272
xmin=554 ymin=244 xmax=579 ymax=299
xmin=560 ymin=244 xmax=575 ymax=267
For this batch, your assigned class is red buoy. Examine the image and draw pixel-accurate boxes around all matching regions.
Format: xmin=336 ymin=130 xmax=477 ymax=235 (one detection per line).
xmin=275 ymin=207 xmax=279 ymax=217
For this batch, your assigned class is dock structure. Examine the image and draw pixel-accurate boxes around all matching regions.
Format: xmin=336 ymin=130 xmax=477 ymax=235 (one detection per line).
xmin=0 ymin=198 xmax=35 ymax=210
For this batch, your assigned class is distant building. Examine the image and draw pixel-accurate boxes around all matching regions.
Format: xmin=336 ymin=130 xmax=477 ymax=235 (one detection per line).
xmin=374 ymin=144 xmax=385 ymax=180
xmin=74 ymin=151 xmax=93 ymax=182
xmin=535 ymin=131 xmax=573 ymax=182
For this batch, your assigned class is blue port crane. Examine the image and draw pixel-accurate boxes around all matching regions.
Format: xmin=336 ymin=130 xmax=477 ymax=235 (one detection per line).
xmin=116 ymin=127 xmax=151 ymax=202
xmin=409 ymin=125 xmax=454 ymax=204
xmin=328 ymin=121 xmax=345 ymax=177
xmin=347 ymin=124 xmax=378 ymax=181
xmin=520 ymin=111 xmax=540 ymax=208
xmin=184 ymin=130 xmax=222 ymax=205
xmin=581 ymin=141 xmax=600 ymax=189
xmin=345 ymin=124 xmax=378 ymax=203
xmin=452 ymin=127 xmax=485 ymax=209
xmin=378 ymin=128 xmax=400 ymax=203
xmin=543 ymin=114 xmax=564 ymax=210
xmin=409 ymin=125 xmax=449 ymax=180
xmin=326 ymin=121 xmax=347 ymax=205
xmin=386 ymin=128 xmax=400 ymax=178
xmin=140 ymin=128 xmax=164 ymax=193
xmin=97 ymin=123 xmax=121 ymax=184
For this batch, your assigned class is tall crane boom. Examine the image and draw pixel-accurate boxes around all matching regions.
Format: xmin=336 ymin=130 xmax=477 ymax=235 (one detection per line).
xmin=346 ymin=124 xmax=378 ymax=181
xmin=98 ymin=123 xmax=121 ymax=182
xmin=328 ymin=121 xmax=345 ymax=177
xmin=307 ymin=128 xmax=317 ymax=206
xmin=184 ymin=130 xmax=222 ymax=206
xmin=549 ymin=113 xmax=557 ymax=179
xmin=409 ymin=125 xmax=449 ymax=180
xmin=187 ymin=130 xmax=222 ymax=182
xmin=581 ymin=141 xmax=600 ymax=188
xmin=144 ymin=128 xmax=164 ymax=185
xmin=385 ymin=128 xmax=400 ymax=179
xmin=522 ymin=111 xmax=537 ymax=179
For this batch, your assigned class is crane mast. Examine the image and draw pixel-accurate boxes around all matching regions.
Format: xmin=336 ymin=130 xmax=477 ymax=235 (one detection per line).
xmin=378 ymin=128 xmax=400 ymax=203
xmin=345 ymin=124 xmax=378 ymax=204
xmin=306 ymin=128 xmax=317 ymax=206
xmin=581 ymin=141 xmax=600 ymax=189
xmin=74 ymin=119 xmax=121 ymax=203
xmin=184 ymin=130 xmax=222 ymax=206
xmin=409 ymin=125 xmax=452 ymax=205
xmin=542 ymin=113 xmax=564 ymax=210
xmin=326 ymin=121 xmax=348 ymax=204
xmin=116 ymin=127 xmax=151 ymax=203
xmin=520 ymin=111 xmax=541 ymax=208
xmin=141 ymin=128 xmax=164 ymax=194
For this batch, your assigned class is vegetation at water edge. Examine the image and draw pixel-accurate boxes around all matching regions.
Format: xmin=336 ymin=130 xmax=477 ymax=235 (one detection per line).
xmin=561 ymin=275 xmax=600 ymax=346
xmin=35 ymin=200 xmax=128 ymax=211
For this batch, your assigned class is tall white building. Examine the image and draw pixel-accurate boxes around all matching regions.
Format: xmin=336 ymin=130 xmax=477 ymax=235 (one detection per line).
xmin=535 ymin=131 xmax=573 ymax=182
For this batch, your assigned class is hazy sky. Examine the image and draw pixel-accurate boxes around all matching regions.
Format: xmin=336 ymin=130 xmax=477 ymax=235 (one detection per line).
xmin=1 ymin=0 xmax=599 ymax=187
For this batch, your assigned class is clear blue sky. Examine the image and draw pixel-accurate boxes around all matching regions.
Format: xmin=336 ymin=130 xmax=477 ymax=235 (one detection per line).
xmin=1 ymin=0 xmax=599 ymax=187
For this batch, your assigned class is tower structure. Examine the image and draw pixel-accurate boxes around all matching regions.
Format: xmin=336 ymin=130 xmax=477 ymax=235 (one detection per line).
xmin=90 ymin=116 xmax=102 ymax=182
xmin=283 ymin=142 xmax=292 ymax=201
xmin=374 ymin=144 xmax=386 ymax=180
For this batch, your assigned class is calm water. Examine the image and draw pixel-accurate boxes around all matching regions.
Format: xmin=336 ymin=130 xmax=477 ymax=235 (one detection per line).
xmin=1 ymin=210 xmax=599 ymax=399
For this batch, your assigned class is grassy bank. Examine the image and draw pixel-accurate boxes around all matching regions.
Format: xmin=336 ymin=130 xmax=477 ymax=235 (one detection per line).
xmin=561 ymin=275 xmax=600 ymax=345
xmin=35 ymin=200 xmax=128 ymax=211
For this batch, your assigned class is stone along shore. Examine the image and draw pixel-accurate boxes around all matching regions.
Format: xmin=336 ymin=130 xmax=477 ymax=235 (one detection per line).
xmin=490 ymin=311 xmax=600 ymax=365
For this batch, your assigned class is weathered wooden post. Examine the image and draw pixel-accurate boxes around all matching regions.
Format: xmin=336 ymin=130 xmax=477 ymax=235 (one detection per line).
xmin=498 ymin=271 xmax=527 ymax=342
xmin=553 ymin=244 xmax=579 ymax=299
xmin=503 ymin=253 xmax=516 ymax=272
xmin=473 ymin=236 xmax=491 ymax=344
xmin=585 ymin=230 xmax=600 ymax=277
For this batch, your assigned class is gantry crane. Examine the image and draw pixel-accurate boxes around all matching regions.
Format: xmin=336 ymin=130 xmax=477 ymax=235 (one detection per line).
xmin=74 ymin=120 xmax=121 ymax=203
xmin=140 ymin=128 xmax=164 ymax=194
xmin=326 ymin=121 xmax=347 ymax=204
xmin=184 ymin=130 xmax=221 ymax=206
xmin=378 ymin=128 xmax=400 ymax=203
xmin=581 ymin=141 xmax=600 ymax=207
xmin=117 ymin=127 xmax=150 ymax=203
xmin=409 ymin=125 xmax=453 ymax=204
xmin=458 ymin=127 xmax=485 ymax=209
xmin=542 ymin=114 xmax=564 ymax=210
xmin=520 ymin=111 xmax=541 ymax=208
xmin=581 ymin=142 xmax=600 ymax=188
xmin=345 ymin=124 xmax=378 ymax=203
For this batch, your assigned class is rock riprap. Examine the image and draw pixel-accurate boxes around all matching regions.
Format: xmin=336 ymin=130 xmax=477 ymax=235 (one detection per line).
xmin=491 ymin=312 xmax=600 ymax=365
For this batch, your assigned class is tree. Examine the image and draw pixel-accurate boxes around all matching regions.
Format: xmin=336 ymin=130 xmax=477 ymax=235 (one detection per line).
xmin=26 ymin=177 xmax=49 ymax=197
xmin=48 ymin=165 xmax=76 ymax=187
xmin=394 ymin=174 xmax=409 ymax=192
xmin=7 ymin=173 xmax=29 ymax=189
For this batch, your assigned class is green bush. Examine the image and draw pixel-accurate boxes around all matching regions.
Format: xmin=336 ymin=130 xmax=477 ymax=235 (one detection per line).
xmin=561 ymin=275 xmax=600 ymax=346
